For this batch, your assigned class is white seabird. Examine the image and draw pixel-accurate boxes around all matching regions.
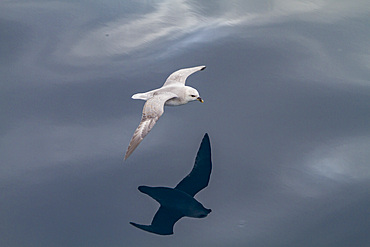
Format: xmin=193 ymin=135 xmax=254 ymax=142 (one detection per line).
xmin=124 ymin=65 xmax=206 ymax=160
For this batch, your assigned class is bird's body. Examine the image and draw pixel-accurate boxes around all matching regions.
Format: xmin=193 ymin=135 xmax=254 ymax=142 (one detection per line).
xmin=138 ymin=186 xmax=211 ymax=218
xmin=132 ymin=85 xmax=198 ymax=106
xmin=124 ymin=65 xmax=206 ymax=160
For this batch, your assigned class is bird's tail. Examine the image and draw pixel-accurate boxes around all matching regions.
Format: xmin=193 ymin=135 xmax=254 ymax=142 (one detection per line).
xmin=131 ymin=92 xmax=149 ymax=100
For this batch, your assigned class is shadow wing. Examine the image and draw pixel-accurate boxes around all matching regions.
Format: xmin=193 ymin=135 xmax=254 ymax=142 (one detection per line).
xmin=130 ymin=206 xmax=183 ymax=235
xmin=175 ymin=133 xmax=212 ymax=197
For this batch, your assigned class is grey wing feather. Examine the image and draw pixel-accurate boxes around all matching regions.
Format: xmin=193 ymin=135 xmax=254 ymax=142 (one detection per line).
xmin=124 ymin=92 xmax=177 ymax=160
xmin=130 ymin=206 xmax=183 ymax=235
xmin=175 ymin=133 xmax=212 ymax=197
xmin=162 ymin=65 xmax=206 ymax=87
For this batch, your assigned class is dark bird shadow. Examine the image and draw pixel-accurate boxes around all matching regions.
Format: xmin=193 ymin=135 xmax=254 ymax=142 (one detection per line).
xmin=130 ymin=133 xmax=212 ymax=235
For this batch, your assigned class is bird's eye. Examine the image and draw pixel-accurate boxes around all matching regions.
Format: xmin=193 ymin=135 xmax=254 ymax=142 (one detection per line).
xmin=191 ymin=95 xmax=196 ymax=97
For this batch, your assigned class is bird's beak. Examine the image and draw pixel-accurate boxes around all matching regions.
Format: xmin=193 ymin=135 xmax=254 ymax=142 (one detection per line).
xmin=197 ymin=97 xmax=204 ymax=103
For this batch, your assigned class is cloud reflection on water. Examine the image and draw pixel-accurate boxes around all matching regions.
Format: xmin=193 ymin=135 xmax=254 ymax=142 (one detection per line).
xmin=1 ymin=1 xmax=370 ymax=246
xmin=55 ymin=0 xmax=370 ymax=62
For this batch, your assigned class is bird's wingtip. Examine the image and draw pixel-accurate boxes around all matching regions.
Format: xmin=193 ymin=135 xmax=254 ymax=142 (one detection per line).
xmin=203 ymin=133 xmax=209 ymax=139
xmin=124 ymin=152 xmax=129 ymax=161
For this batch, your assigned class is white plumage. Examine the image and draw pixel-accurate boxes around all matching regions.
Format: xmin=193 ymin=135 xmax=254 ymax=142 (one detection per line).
xmin=124 ymin=65 xmax=206 ymax=160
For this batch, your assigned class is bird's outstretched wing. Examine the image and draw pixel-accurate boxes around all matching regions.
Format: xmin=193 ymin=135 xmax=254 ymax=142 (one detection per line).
xmin=162 ymin=65 xmax=206 ymax=87
xmin=175 ymin=133 xmax=212 ymax=197
xmin=130 ymin=206 xmax=184 ymax=235
xmin=124 ymin=92 xmax=177 ymax=160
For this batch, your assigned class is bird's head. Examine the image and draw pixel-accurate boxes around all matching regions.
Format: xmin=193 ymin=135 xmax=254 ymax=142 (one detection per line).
xmin=195 ymin=207 xmax=212 ymax=218
xmin=185 ymin=86 xmax=204 ymax=103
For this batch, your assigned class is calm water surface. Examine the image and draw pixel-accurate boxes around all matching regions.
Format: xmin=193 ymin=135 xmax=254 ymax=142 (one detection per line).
xmin=1 ymin=1 xmax=370 ymax=246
